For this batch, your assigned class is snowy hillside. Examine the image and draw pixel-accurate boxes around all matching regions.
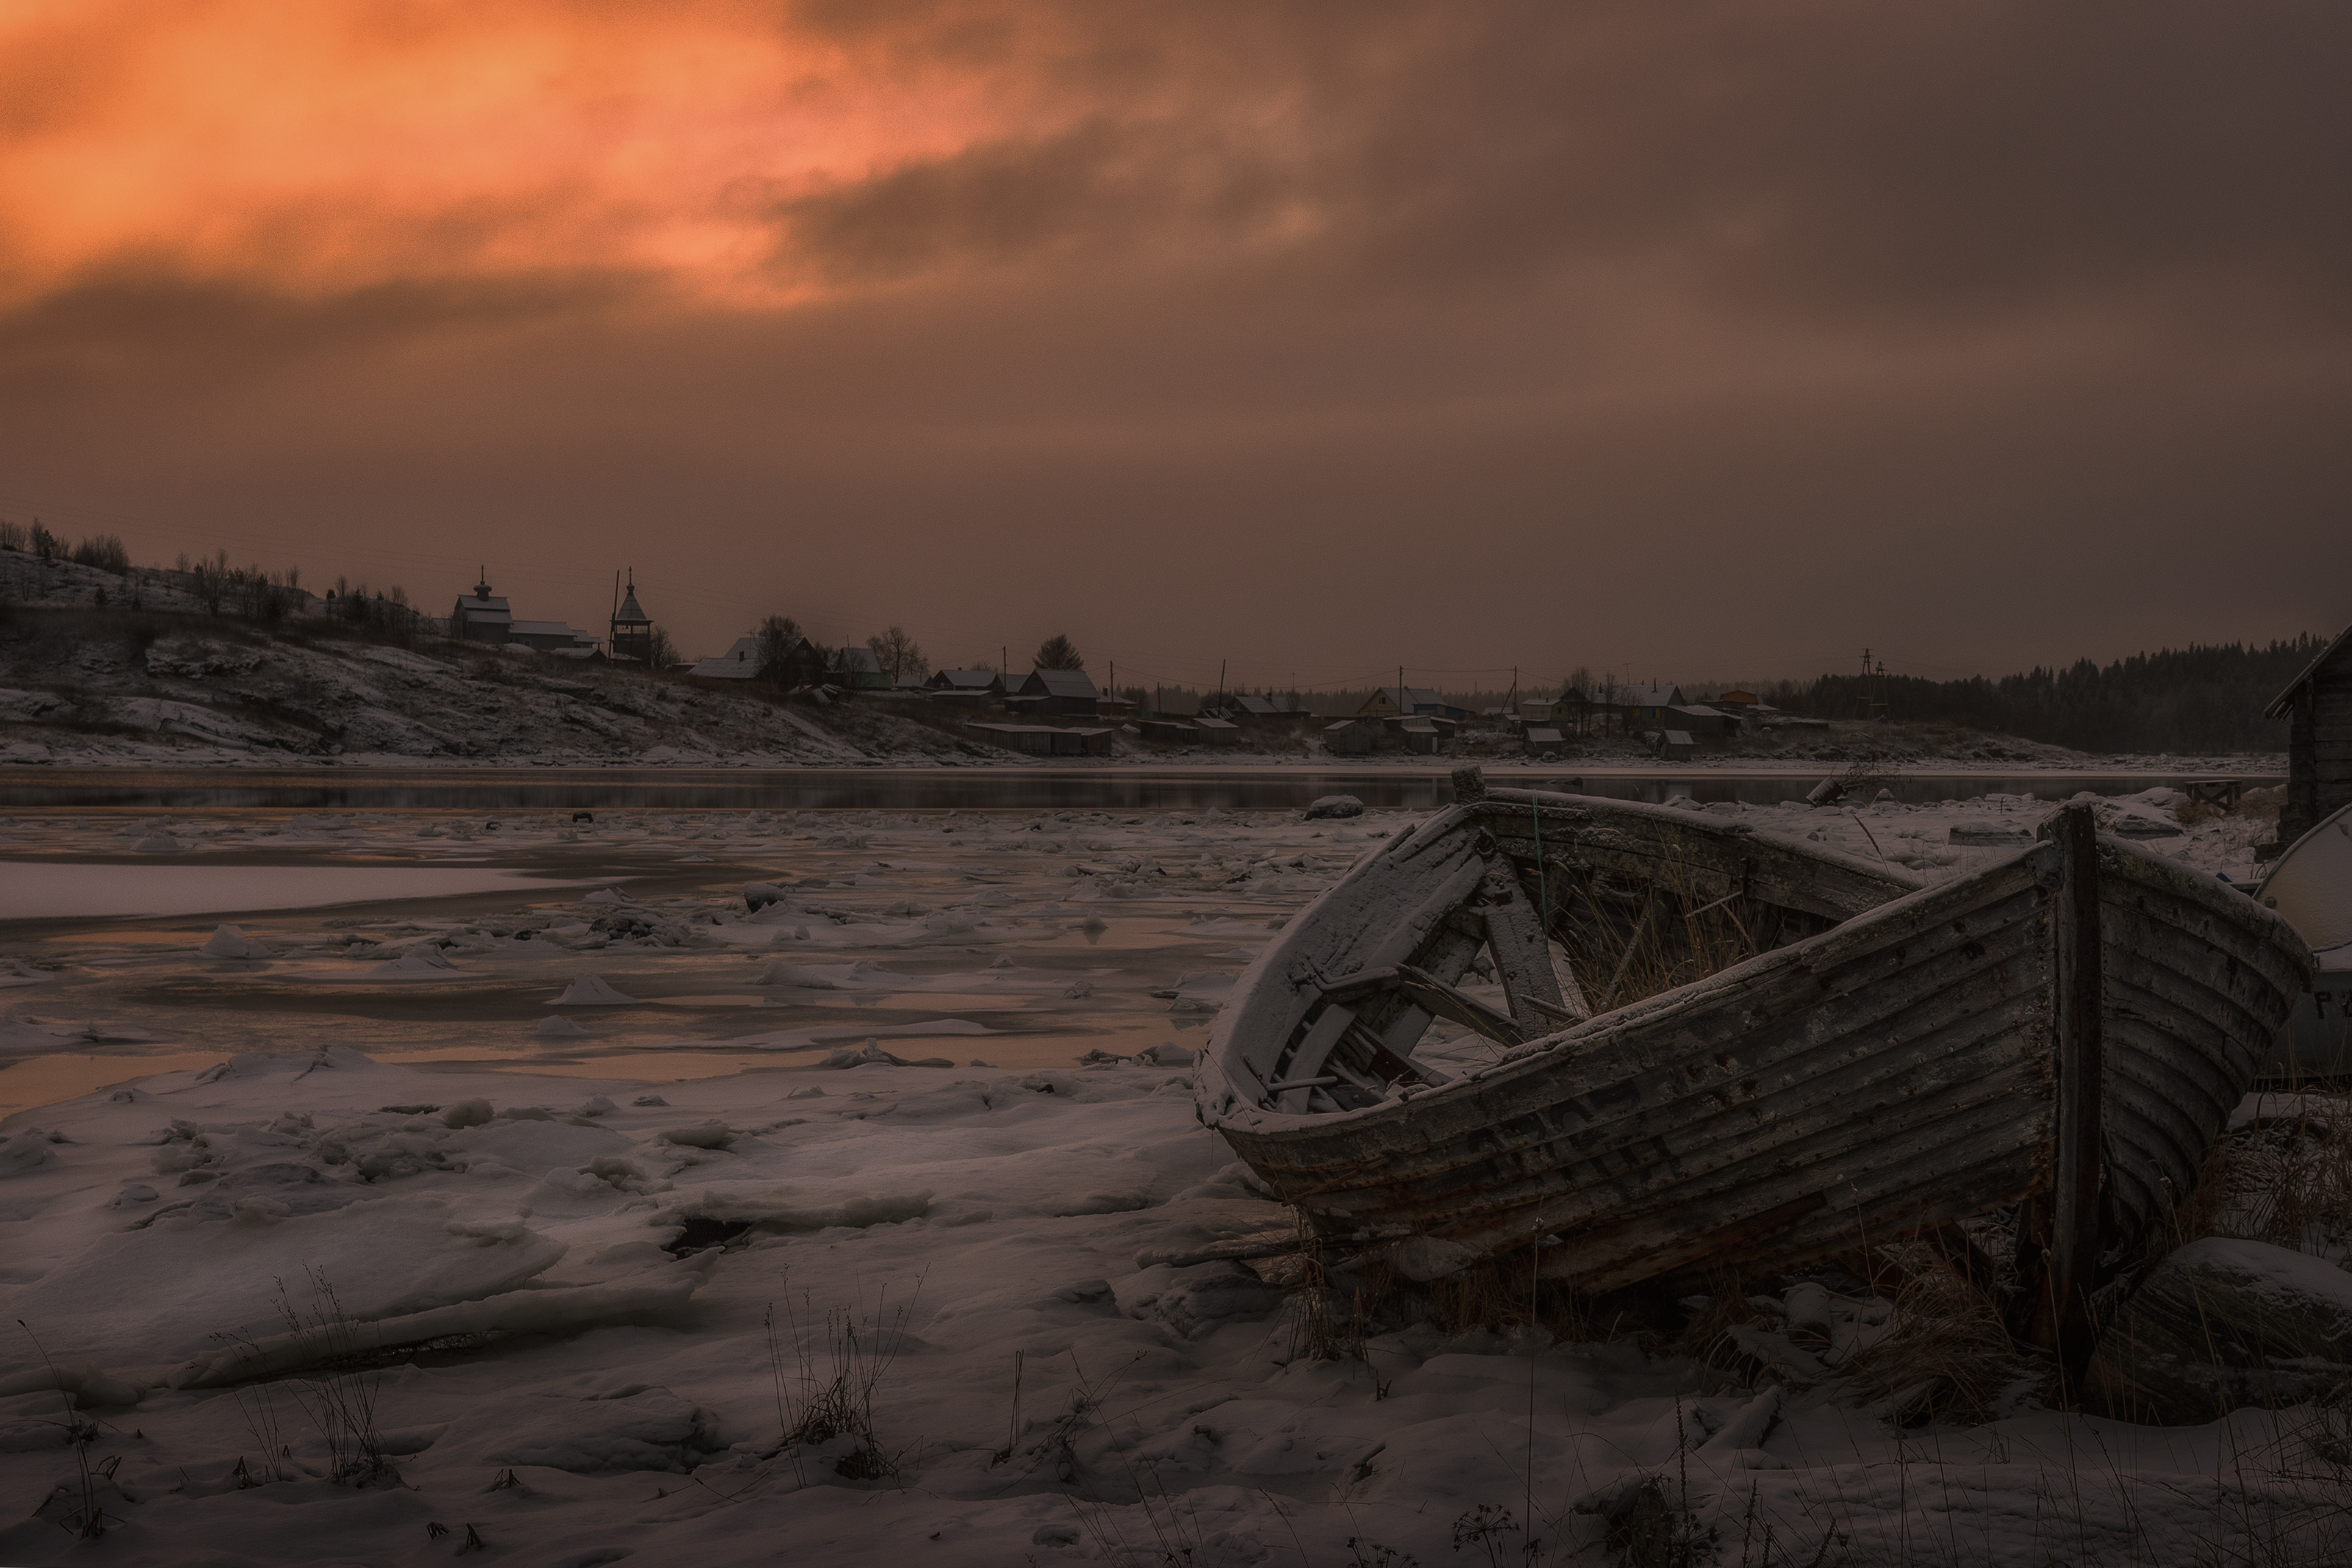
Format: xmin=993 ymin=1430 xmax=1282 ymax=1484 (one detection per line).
xmin=0 ymin=605 xmax=994 ymax=768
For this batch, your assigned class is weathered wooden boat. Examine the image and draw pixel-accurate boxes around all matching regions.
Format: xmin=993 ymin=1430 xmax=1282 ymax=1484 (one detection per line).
xmin=1197 ymin=768 xmax=2312 ymax=1355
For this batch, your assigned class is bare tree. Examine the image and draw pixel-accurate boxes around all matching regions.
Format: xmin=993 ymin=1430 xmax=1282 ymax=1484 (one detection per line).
xmin=648 ymin=625 xmax=679 ymax=669
xmin=756 ymin=614 xmax=803 ymax=685
xmin=867 ymin=625 xmax=928 ymax=681
xmin=1033 ymin=633 xmax=1083 ymax=671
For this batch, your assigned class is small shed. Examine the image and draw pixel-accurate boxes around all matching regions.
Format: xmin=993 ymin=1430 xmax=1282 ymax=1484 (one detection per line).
xmin=1324 ymin=719 xmax=1377 ymax=755
xmin=965 ymin=722 xmax=1114 ymax=757
xmin=1667 ymin=703 xmax=1740 ymax=738
xmin=1397 ymin=716 xmax=1443 ymax=755
xmin=1655 ymin=729 xmax=1696 ymax=762
xmin=1141 ymin=719 xmax=1200 ymax=746
xmin=1194 ymin=715 xmax=1241 ymax=740
xmin=2267 ymin=622 xmax=2352 ymax=847
xmin=929 ymin=669 xmax=1005 ymax=697
xmin=1524 ymin=725 xmax=1564 ymax=758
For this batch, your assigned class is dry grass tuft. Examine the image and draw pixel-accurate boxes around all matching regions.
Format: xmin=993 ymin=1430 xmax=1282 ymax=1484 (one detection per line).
xmin=1836 ymin=1251 xmax=2021 ymax=1427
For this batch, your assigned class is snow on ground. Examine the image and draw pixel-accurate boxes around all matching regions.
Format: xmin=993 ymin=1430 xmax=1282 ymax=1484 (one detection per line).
xmin=0 ymin=791 xmax=2330 ymax=1565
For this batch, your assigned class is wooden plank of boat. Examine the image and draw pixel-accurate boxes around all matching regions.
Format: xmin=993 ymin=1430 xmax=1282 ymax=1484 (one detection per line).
xmin=1197 ymin=774 xmax=2315 ymax=1305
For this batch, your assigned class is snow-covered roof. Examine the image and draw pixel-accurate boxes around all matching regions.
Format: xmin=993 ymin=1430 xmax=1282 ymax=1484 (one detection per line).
xmin=2267 ymin=623 xmax=2352 ymax=718
xmin=1025 ymin=668 xmax=1099 ymax=700
xmin=931 ymin=669 xmax=1002 ymax=689
xmin=689 ymin=636 xmax=767 ymax=679
xmin=614 ymin=587 xmax=648 ymax=625
xmin=1624 ymin=683 xmax=1682 ymax=707
xmin=1526 ymin=727 xmax=1563 ymax=744
xmin=832 ymin=647 xmax=883 ymax=675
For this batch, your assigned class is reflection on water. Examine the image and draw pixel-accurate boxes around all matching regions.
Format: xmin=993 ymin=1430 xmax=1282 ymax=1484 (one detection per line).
xmin=0 ymin=765 xmax=2279 ymax=813
xmin=0 ymin=1051 xmax=229 ymax=1114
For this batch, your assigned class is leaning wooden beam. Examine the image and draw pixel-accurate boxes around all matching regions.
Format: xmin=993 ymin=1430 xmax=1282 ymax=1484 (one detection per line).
xmin=1480 ymin=872 xmax=1571 ymax=1034
xmin=2041 ymin=801 xmax=2107 ymax=1394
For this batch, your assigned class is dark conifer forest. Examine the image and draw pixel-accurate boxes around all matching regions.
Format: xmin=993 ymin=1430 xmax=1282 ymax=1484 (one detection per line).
xmin=1793 ymin=636 xmax=2325 ymax=754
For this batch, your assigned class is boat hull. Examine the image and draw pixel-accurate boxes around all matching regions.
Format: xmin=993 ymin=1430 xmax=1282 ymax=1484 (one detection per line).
xmin=1198 ymin=790 xmax=2312 ymax=1293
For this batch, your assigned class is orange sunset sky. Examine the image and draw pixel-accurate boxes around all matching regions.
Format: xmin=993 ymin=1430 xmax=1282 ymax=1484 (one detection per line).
xmin=1 ymin=0 xmax=2347 ymax=688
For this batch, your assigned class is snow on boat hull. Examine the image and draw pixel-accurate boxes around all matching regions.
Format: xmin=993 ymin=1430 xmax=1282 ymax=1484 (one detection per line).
xmin=2256 ymin=800 xmax=2352 ymax=1079
xmin=1197 ymin=777 xmax=2313 ymax=1303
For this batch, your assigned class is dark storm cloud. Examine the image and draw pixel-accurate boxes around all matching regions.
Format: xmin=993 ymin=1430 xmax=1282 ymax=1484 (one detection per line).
xmin=1 ymin=1 xmax=2346 ymax=679
xmin=771 ymin=2 xmax=2352 ymax=324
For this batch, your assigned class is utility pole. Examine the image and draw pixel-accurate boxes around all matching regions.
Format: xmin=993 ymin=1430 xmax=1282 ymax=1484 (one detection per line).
xmin=1218 ymin=660 xmax=1226 ymax=702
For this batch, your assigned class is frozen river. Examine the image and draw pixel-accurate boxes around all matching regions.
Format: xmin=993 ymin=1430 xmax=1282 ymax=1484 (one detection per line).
xmin=0 ymin=785 xmax=2317 ymax=1567
xmin=0 ymin=761 xmax=2280 ymax=811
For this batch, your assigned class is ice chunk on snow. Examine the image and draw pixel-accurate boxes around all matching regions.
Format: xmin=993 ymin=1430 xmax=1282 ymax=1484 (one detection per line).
xmin=428 ymin=1386 xmax=723 ymax=1475
xmin=536 ymin=1015 xmax=589 ymax=1037
xmin=10 ymin=1193 xmax=567 ymax=1364
xmin=553 ymin=972 xmax=636 ymax=1005
xmin=369 ymin=946 xmax=456 ymax=977
xmin=179 ymin=1271 xmax=701 ymax=1387
xmin=0 ymin=1129 xmax=58 ymax=1177
xmin=198 ymin=924 xmax=272 ymax=959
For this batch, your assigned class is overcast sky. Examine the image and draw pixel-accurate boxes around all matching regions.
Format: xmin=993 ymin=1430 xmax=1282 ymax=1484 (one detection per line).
xmin=2 ymin=1 xmax=2346 ymax=691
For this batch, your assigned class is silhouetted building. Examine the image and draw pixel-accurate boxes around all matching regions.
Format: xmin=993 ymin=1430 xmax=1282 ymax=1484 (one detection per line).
xmin=610 ymin=575 xmax=653 ymax=666
xmin=450 ymin=572 xmax=512 ymax=643
xmin=2269 ymin=622 xmax=2352 ymax=846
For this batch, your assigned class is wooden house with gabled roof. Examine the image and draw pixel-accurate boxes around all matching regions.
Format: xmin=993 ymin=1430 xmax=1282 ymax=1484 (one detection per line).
xmin=2267 ymin=622 xmax=2352 ymax=848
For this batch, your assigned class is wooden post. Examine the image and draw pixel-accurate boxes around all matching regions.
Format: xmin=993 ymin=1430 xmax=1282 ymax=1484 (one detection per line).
xmin=1451 ymin=765 xmax=1486 ymax=804
xmin=2040 ymin=802 xmax=2106 ymax=1392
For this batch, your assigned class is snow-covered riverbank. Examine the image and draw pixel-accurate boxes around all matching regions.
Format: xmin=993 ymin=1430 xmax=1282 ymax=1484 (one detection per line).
xmin=0 ymin=791 xmax=2332 ymax=1566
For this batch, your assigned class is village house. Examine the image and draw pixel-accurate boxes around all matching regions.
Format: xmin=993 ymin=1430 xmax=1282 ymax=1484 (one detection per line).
xmin=1666 ymin=702 xmax=1740 ymax=739
xmin=928 ymin=669 xmax=1005 ymax=697
xmin=503 ymin=619 xmax=600 ymax=656
xmin=686 ymin=631 xmax=826 ymax=688
xmin=828 ymin=646 xmax=891 ymax=691
xmin=689 ymin=636 xmax=767 ymax=682
xmin=1324 ymin=718 xmax=1378 ymax=755
xmin=1618 ymin=682 xmax=1685 ymax=730
xmin=1012 ymin=668 xmax=1101 ymax=718
xmin=1358 ymin=686 xmax=1458 ymax=721
xmin=2267 ymin=621 xmax=2352 ymax=848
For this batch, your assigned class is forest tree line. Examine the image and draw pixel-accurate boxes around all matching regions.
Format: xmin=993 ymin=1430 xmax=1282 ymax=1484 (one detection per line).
xmin=1790 ymin=637 xmax=2324 ymax=754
